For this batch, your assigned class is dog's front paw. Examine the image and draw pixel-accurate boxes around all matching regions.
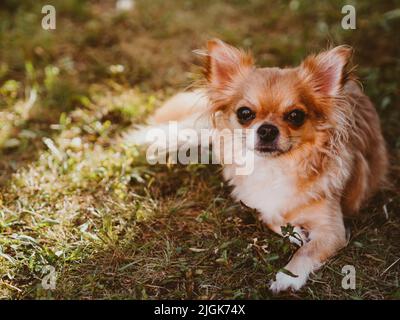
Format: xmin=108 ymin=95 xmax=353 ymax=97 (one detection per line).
xmin=269 ymin=271 xmax=308 ymax=293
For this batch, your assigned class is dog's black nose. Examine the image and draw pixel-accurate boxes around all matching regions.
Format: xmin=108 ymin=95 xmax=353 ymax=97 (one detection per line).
xmin=257 ymin=124 xmax=279 ymax=143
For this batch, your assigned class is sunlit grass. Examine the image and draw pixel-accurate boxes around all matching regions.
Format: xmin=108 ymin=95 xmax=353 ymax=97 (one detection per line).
xmin=0 ymin=0 xmax=399 ymax=299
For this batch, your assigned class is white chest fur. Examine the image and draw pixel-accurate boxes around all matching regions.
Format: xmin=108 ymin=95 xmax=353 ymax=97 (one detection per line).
xmin=223 ymin=156 xmax=300 ymax=226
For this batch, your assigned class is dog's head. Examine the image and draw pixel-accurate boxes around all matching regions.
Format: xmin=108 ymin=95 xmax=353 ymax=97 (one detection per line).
xmin=203 ymin=39 xmax=353 ymax=158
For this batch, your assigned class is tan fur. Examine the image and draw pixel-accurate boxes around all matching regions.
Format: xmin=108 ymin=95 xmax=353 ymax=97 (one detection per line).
xmin=151 ymin=90 xmax=208 ymax=124
xmin=340 ymin=83 xmax=389 ymax=214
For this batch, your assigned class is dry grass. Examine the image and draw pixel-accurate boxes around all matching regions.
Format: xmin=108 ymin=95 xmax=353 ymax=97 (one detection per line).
xmin=0 ymin=0 xmax=399 ymax=299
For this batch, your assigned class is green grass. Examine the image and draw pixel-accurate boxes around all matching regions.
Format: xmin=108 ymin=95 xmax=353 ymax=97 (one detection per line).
xmin=0 ymin=0 xmax=399 ymax=299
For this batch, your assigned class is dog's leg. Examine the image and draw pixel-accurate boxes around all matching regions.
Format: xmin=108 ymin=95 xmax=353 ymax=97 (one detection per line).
xmin=270 ymin=200 xmax=347 ymax=293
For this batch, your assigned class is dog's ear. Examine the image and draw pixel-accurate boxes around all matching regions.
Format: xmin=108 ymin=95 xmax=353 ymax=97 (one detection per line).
xmin=299 ymin=45 xmax=353 ymax=97
xmin=204 ymin=39 xmax=254 ymax=88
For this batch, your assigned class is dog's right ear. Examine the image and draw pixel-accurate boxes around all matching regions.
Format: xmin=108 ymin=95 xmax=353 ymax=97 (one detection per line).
xmin=204 ymin=39 xmax=254 ymax=89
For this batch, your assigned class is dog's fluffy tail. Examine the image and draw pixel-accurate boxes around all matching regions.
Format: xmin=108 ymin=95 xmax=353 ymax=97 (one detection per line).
xmin=122 ymin=90 xmax=212 ymax=151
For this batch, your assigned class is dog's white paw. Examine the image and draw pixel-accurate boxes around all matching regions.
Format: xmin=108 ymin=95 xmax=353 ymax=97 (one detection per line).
xmin=269 ymin=271 xmax=308 ymax=293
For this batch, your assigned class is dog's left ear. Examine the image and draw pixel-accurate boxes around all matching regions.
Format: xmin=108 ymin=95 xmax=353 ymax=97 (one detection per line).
xmin=299 ymin=46 xmax=353 ymax=97
xmin=204 ymin=39 xmax=254 ymax=89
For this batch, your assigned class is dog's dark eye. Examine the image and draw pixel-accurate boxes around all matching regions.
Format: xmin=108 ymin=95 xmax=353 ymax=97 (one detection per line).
xmin=236 ymin=106 xmax=255 ymax=124
xmin=285 ymin=109 xmax=306 ymax=127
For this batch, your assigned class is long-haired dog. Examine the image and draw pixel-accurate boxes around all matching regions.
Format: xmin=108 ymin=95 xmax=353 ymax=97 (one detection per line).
xmin=128 ymin=39 xmax=388 ymax=292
